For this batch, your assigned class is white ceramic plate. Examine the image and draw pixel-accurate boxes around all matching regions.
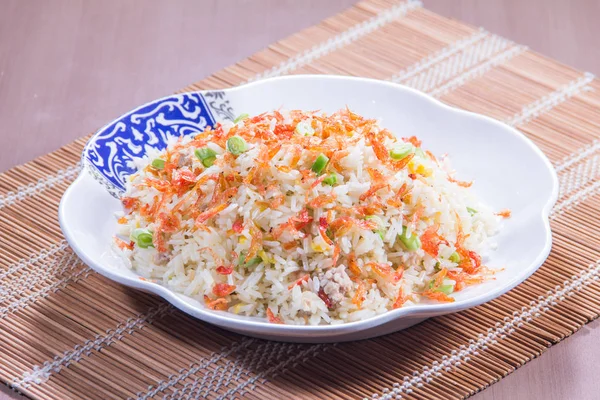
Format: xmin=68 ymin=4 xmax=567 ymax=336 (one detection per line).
xmin=59 ymin=75 xmax=558 ymax=342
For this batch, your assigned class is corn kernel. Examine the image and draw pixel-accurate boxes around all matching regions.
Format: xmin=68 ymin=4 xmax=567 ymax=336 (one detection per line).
xmin=233 ymin=303 xmax=243 ymax=314
xmin=311 ymin=242 xmax=324 ymax=253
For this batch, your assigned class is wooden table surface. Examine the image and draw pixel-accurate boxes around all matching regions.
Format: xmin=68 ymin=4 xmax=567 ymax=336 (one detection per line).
xmin=1 ymin=1 xmax=599 ymax=399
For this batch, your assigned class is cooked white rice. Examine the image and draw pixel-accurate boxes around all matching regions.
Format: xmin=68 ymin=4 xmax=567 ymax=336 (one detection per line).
xmin=114 ymin=109 xmax=503 ymax=325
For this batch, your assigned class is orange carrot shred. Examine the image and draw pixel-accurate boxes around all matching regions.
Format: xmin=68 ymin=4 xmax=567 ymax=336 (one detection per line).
xmin=114 ymin=237 xmax=134 ymax=250
xmin=266 ymin=308 xmax=283 ymax=324
xmin=288 ymin=274 xmax=310 ymax=290
xmin=448 ymin=175 xmax=473 ymax=187
xmin=347 ymin=252 xmax=362 ymax=276
xmin=216 ymin=266 xmax=234 ymax=275
xmin=496 ymin=209 xmax=511 ymax=218
xmin=392 ymin=287 xmax=407 ymax=309
xmin=212 ymin=283 xmax=236 ymax=297
xmin=403 ymin=136 xmax=422 ymax=147
xmin=204 ymin=295 xmax=228 ymax=311
xmin=352 ymin=279 xmax=366 ymax=309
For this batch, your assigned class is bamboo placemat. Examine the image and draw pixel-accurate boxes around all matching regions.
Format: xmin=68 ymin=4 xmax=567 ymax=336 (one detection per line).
xmin=2 ymin=0 xmax=600 ymax=399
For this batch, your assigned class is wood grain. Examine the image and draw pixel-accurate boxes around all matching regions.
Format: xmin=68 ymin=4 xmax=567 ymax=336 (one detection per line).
xmin=2 ymin=1 xmax=600 ymax=399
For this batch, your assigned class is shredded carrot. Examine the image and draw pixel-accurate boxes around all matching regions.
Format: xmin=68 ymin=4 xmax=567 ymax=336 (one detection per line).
xmin=496 ymin=209 xmax=511 ymax=218
xmin=448 ymin=175 xmax=473 ymax=187
xmin=423 ymin=290 xmax=454 ymax=303
xmin=318 ymin=217 xmax=334 ymax=246
xmin=216 ymin=266 xmax=234 ymax=275
xmin=121 ymin=197 xmax=140 ymax=211
xmin=282 ymin=241 xmax=297 ymax=251
xmin=425 ymin=150 xmax=438 ymax=163
xmin=458 ymin=249 xmax=482 ymax=274
xmin=195 ymin=203 xmax=228 ymax=226
xmin=420 ymin=223 xmax=443 ymax=257
xmin=331 ymin=244 xmax=341 ymax=267
xmin=351 ymin=279 xmax=366 ymax=309
xmin=433 ymin=268 xmax=448 ymax=289
xmin=368 ymin=262 xmax=393 ymax=279
xmin=246 ymin=223 xmax=263 ymax=260
xmin=403 ymin=136 xmax=422 ymax=147
xmin=309 ymin=193 xmax=337 ymax=208
xmin=157 ymin=212 xmax=180 ymax=233
xmin=204 ymin=295 xmax=228 ymax=311
xmin=266 ymin=308 xmax=283 ymax=324
xmin=288 ymin=274 xmax=310 ymax=290
xmin=389 ymin=266 xmax=404 ymax=283
xmin=359 ymin=182 xmax=389 ymax=202
xmin=410 ymin=204 xmax=425 ymax=230
xmin=367 ymin=131 xmax=389 ymax=163
xmin=212 ymin=283 xmax=236 ymax=297
xmin=114 ymin=237 xmax=134 ymax=250
xmin=347 ymin=252 xmax=362 ymax=276
xmin=267 ymin=185 xmax=285 ymax=209
xmin=329 ymin=216 xmax=377 ymax=236
xmin=392 ymin=287 xmax=407 ymax=309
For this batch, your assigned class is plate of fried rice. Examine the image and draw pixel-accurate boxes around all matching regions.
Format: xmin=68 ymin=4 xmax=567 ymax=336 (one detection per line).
xmin=59 ymin=75 xmax=558 ymax=342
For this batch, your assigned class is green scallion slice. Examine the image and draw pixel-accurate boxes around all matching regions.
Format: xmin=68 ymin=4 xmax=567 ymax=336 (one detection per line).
xmin=131 ymin=228 xmax=154 ymax=249
xmin=389 ymin=143 xmax=414 ymax=160
xmin=322 ymin=173 xmax=337 ymax=186
xmin=311 ymin=153 xmax=329 ymax=175
xmin=233 ymin=113 xmax=249 ymax=124
xmin=437 ymin=284 xmax=455 ymax=295
xmin=399 ymin=225 xmax=421 ymax=251
xmin=151 ymin=159 xmax=165 ymax=170
xmin=195 ymin=147 xmax=217 ymax=167
xmin=366 ymin=215 xmax=385 ymax=240
xmin=449 ymin=251 xmax=461 ymax=263
xmin=226 ymin=136 xmax=248 ymax=156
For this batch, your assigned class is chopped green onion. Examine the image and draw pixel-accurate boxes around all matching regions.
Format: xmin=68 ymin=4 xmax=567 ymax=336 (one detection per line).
xmin=226 ymin=136 xmax=248 ymax=155
xmin=203 ymin=156 xmax=216 ymax=167
xmin=245 ymin=257 xmax=262 ymax=268
xmin=428 ymin=279 xmax=455 ymax=295
xmin=390 ymin=143 xmax=414 ymax=160
xmin=366 ymin=215 xmax=385 ymax=240
xmin=295 ymin=120 xmax=315 ymax=136
xmin=233 ymin=113 xmax=249 ymax=124
xmin=466 ymin=207 xmax=478 ymax=215
xmin=238 ymin=251 xmax=246 ymax=266
xmin=131 ymin=228 xmax=154 ymax=249
xmin=399 ymin=225 xmax=421 ymax=251
xmin=151 ymin=159 xmax=165 ymax=170
xmin=195 ymin=147 xmax=217 ymax=167
xmin=238 ymin=251 xmax=262 ymax=269
xmin=322 ymin=173 xmax=337 ymax=186
xmin=311 ymin=153 xmax=329 ymax=175
xmin=449 ymin=252 xmax=461 ymax=263
xmin=434 ymin=262 xmax=441 ymax=272
xmin=326 ymin=228 xmax=334 ymax=241
xmin=437 ymin=284 xmax=455 ymax=295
